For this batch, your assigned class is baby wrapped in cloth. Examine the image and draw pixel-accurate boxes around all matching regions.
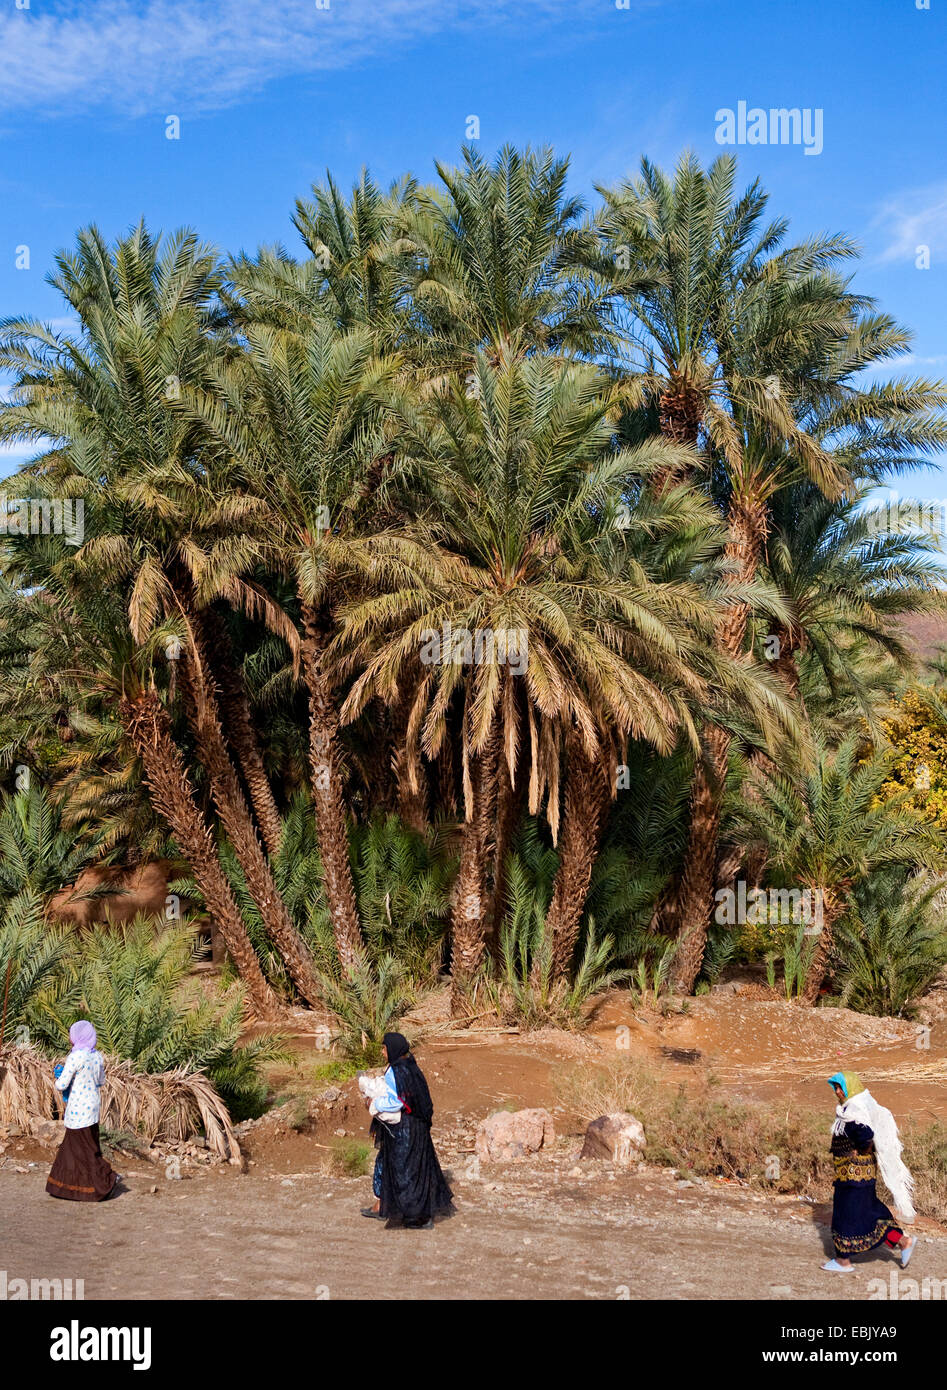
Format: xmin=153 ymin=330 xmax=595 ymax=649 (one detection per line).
xmin=358 ymin=1070 xmax=402 ymax=1124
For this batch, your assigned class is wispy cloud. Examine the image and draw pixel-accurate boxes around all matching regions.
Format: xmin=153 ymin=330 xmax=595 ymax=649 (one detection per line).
xmin=0 ymin=0 xmax=595 ymax=118
xmin=858 ymin=354 xmax=947 ymax=386
xmin=872 ymin=182 xmax=947 ymax=265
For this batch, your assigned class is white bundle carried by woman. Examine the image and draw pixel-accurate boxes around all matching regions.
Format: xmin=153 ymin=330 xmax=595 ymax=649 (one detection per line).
xmin=357 ymin=1071 xmax=401 ymax=1124
xmin=833 ymin=1086 xmax=916 ymax=1223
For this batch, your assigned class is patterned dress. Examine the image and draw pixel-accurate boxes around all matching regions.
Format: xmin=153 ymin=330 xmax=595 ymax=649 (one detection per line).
xmin=46 ymin=1048 xmax=117 ymax=1202
xmin=831 ymin=1120 xmax=903 ymax=1257
xmin=56 ymin=1047 xmax=105 ymax=1128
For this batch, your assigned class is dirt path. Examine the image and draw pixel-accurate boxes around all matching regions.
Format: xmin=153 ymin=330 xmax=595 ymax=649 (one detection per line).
xmin=7 ymin=994 xmax=947 ymax=1302
xmin=3 ymin=1154 xmax=945 ymax=1301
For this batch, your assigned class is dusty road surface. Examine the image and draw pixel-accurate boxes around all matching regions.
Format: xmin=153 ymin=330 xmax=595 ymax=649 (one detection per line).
xmin=6 ymin=994 xmax=947 ymax=1302
xmin=3 ymin=1152 xmax=945 ymax=1301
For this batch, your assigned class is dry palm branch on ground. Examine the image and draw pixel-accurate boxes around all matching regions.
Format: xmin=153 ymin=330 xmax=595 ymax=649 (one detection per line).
xmin=0 ymin=1045 xmax=241 ymax=1162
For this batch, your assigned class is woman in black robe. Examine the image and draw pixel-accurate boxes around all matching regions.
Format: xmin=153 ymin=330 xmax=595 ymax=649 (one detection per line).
xmin=368 ymin=1032 xmax=453 ymax=1229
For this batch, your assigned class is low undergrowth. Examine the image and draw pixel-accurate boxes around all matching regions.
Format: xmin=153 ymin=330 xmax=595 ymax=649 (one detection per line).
xmin=327 ymin=1136 xmax=373 ymax=1178
xmin=557 ymin=1059 xmax=947 ymax=1223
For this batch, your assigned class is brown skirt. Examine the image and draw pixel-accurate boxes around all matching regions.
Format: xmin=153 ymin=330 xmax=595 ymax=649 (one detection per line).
xmin=46 ymin=1123 xmax=117 ymax=1202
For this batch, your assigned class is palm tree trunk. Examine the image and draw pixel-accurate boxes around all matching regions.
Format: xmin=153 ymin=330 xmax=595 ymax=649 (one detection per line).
xmin=545 ymin=736 xmax=612 ymax=982
xmin=392 ymin=684 xmax=429 ymax=834
xmin=487 ymin=756 xmax=523 ymax=953
xmin=800 ymin=886 xmax=842 ymax=1003
xmin=437 ymin=735 xmax=458 ymax=818
xmin=449 ymin=731 xmax=498 ymax=1013
xmin=654 ymin=372 xmax=702 ymax=489
xmin=742 ymin=747 xmax=776 ymax=889
xmin=715 ymin=494 xmax=768 ymax=656
xmin=671 ymin=492 xmax=768 ymax=992
xmin=397 ymin=773 xmax=429 ymax=834
xmin=196 ymin=607 xmax=283 ymax=857
xmin=772 ymin=623 xmax=802 ymax=700
xmin=119 ymin=692 xmax=281 ymax=1021
xmin=715 ymin=841 xmax=744 ymax=896
xmin=300 ymin=601 xmax=363 ymax=976
xmin=671 ymin=723 xmax=730 ymax=991
xmin=179 ymin=649 xmax=323 ymax=1010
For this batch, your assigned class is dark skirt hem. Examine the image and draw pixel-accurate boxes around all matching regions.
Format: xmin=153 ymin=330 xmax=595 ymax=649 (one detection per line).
xmin=376 ymin=1112 xmax=453 ymax=1224
xmin=45 ymin=1122 xmax=117 ymax=1203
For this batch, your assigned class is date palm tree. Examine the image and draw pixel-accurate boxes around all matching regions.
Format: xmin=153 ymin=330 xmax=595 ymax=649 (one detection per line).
xmin=186 ymin=316 xmax=402 ymax=975
xmin=0 ymin=225 xmax=316 ymax=1005
xmin=761 ymin=482 xmax=946 ymax=710
xmin=227 ymin=169 xmax=418 ymax=354
xmin=596 ymin=152 xmax=858 ymax=470
xmin=335 ymin=353 xmax=787 ymax=1003
xmin=396 ymin=143 xmax=612 ymax=374
xmin=0 ymin=564 xmax=281 ymax=1019
xmin=598 ymin=156 xmax=947 ymax=987
xmin=732 ymin=736 xmax=943 ymax=1002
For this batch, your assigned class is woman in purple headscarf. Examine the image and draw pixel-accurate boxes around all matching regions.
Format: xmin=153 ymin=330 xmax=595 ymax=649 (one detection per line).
xmin=46 ymin=1021 xmax=118 ymax=1202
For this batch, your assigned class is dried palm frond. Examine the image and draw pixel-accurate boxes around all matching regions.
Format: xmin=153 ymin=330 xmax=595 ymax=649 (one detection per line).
xmin=0 ymin=1046 xmax=241 ymax=1163
xmin=0 ymin=1044 xmax=52 ymax=1129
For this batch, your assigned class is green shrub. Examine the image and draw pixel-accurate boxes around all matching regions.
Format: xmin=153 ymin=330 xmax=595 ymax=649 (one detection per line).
xmin=313 ymin=950 xmax=413 ymax=1066
xmin=32 ymin=915 xmax=290 ymax=1120
xmin=835 ymin=871 xmax=947 ymax=1016
xmin=329 ymin=1136 xmax=373 ymax=1177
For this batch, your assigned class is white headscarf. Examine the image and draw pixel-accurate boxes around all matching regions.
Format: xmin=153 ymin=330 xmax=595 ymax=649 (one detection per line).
xmin=833 ymin=1087 xmax=916 ymax=1223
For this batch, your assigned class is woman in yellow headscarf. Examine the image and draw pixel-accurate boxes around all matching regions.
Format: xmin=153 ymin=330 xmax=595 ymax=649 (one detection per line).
xmin=821 ymin=1072 xmax=916 ymax=1272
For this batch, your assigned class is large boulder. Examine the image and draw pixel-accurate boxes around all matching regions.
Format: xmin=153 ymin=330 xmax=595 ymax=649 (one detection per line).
xmin=475 ymin=1107 xmax=556 ymax=1162
xmin=580 ymin=1113 xmax=645 ymax=1165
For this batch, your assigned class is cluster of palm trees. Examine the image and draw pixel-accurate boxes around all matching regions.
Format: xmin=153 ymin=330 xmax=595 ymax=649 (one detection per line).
xmin=1 ymin=145 xmax=946 ymax=1022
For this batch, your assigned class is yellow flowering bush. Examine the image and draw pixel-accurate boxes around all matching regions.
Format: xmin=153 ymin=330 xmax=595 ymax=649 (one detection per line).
xmin=879 ymin=687 xmax=947 ymax=829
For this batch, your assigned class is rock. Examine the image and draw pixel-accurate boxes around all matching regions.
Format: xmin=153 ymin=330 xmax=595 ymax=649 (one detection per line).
xmin=579 ymin=1113 xmax=645 ymax=1166
xmin=28 ymin=1118 xmax=65 ymax=1149
xmin=474 ymin=1109 xmax=556 ymax=1163
xmin=322 ymin=1086 xmax=342 ymax=1103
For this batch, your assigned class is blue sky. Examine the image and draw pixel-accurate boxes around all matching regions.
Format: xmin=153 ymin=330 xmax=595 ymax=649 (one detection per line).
xmin=2 ymin=0 xmax=946 ymax=509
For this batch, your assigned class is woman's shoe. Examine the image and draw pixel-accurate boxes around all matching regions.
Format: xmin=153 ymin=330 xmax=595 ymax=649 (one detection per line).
xmin=820 ymin=1259 xmax=855 ymax=1272
xmin=900 ymin=1237 xmax=917 ymax=1269
xmin=404 ymin=1217 xmax=434 ymax=1230
xmin=360 ymin=1207 xmax=384 ymax=1219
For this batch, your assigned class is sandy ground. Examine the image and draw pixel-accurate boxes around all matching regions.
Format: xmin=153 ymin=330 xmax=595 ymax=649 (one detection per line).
xmin=5 ymin=989 xmax=947 ymax=1302
xmin=2 ymin=1149 xmax=946 ymax=1301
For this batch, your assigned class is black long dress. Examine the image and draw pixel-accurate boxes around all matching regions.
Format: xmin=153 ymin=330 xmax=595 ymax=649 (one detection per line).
xmin=372 ymin=1053 xmax=453 ymax=1226
xmin=830 ymin=1120 xmax=902 ymax=1257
